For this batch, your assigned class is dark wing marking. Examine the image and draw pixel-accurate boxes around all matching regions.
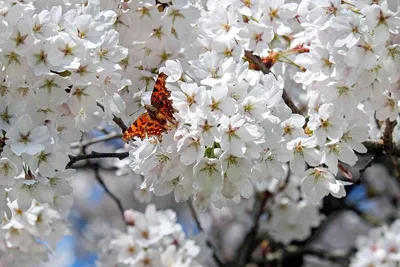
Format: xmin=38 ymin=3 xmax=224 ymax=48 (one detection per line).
xmin=123 ymin=113 xmax=151 ymax=141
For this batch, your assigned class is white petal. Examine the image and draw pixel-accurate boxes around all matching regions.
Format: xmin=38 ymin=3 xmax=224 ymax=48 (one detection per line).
xmin=153 ymin=181 xmax=175 ymax=196
xmin=237 ymin=178 xmax=253 ymax=198
xmin=17 ymin=189 xmax=33 ymax=211
xmin=290 ymin=154 xmax=305 ymax=175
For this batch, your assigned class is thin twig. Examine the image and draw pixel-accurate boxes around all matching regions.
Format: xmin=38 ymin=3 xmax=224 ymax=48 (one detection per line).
xmin=187 ymin=202 xmax=224 ymax=266
xmin=86 ymin=157 xmax=127 ymax=226
xmin=224 ymin=191 xmax=271 ymax=267
xmin=244 ymin=50 xmax=302 ymax=115
xmin=355 ymin=155 xmax=376 ymax=184
xmin=188 ymin=201 xmax=204 ymax=231
xmin=66 ymin=151 xmax=129 ymax=168
xmin=97 ymin=102 xmax=129 ymax=133
xmin=70 ymin=132 xmax=122 ymax=149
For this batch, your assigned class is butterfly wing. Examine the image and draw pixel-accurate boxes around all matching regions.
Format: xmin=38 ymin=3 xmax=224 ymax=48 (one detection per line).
xmin=151 ymin=72 xmax=169 ymax=105
xmin=151 ymin=72 xmax=177 ymax=124
xmin=144 ymin=116 xmax=169 ymax=137
xmin=123 ymin=113 xmax=168 ymax=142
xmin=123 ymin=113 xmax=151 ymax=142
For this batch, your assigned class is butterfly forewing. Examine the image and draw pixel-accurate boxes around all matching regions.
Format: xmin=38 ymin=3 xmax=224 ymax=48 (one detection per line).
xmin=151 ymin=72 xmax=169 ymax=106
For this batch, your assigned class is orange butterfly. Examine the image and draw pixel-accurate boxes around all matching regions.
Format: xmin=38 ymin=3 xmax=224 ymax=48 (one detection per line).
xmin=123 ymin=73 xmax=177 ymax=142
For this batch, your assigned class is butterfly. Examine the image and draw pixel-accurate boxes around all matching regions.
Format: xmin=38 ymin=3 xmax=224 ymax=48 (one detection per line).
xmin=123 ymin=72 xmax=177 ymax=142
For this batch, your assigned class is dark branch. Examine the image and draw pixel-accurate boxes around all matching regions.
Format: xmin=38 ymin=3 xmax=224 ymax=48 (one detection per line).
xmin=355 ymin=155 xmax=376 ymax=183
xmin=97 ymin=102 xmax=129 ymax=132
xmin=383 ymin=119 xmax=398 ymax=154
xmin=282 ymin=89 xmax=302 ymax=115
xmin=188 ymin=201 xmax=204 ymax=232
xmin=223 ymin=191 xmax=271 ymax=267
xmin=255 ymin=246 xmax=354 ymax=265
xmin=363 ymin=140 xmax=400 ymax=157
xmin=244 ymin=50 xmax=271 ymax=74
xmin=244 ymin=50 xmax=302 ymax=115
xmin=67 ymin=151 xmax=129 ymax=168
xmin=188 ymin=202 xmax=224 ymax=266
xmin=86 ymin=157 xmax=127 ymax=226
xmin=241 ymin=191 xmax=270 ymax=262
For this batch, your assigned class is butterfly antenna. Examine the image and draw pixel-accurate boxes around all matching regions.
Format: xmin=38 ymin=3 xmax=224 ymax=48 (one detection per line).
xmin=129 ymin=106 xmax=145 ymax=117
xmin=183 ymin=72 xmax=196 ymax=82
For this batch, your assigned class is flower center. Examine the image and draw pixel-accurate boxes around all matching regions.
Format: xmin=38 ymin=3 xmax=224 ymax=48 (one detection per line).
xmin=14 ymin=31 xmax=28 ymax=47
xmin=97 ymin=49 xmax=109 ymax=60
xmin=0 ymin=106 xmax=12 ymax=124
xmin=127 ymin=246 xmax=136 ymax=254
xmin=77 ymin=29 xmax=87 ymax=39
xmin=209 ymin=98 xmax=220 ymax=111
xmin=185 ymin=93 xmax=196 ymax=106
xmin=253 ymin=32 xmax=263 ymax=43
xmin=35 ymin=50 xmax=48 ymax=65
xmin=283 ymin=125 xmax=293 ymax=135
xmin=141 ymin=230 xmax=149 ymax=239
xmin=294 ymin=142 xmax=304 ymax=154
xmin=5 ymin=51 xmax=21 ymax=65
xmin=222 ymin=23 xmax=231 ymax=32
xmin=227 ymin=125 xmax=239 ymax=141
xmin=76 ymin=64 xmax=88 ymax=76
xmin=269 ymin=9 xmax=279 ymax=20
xmin=337 ymin=86 xmax=349 ymax=97
xmin=200 ymin=162 xmax=218 ymax=177
xmin=320 ymin=119 xmax=330 ymax=129
xmin=19 ymin=132 xmax=31 ymax=144
xmin=385 ymin=98 xmax=396 ymax=111
xmin=0 ymin=162 xmax=11 ymax=176
xmin=60 ymin=44 xmax=74 ymax=56
xmin=168 ymin=9 xmax=184 ymax=23
xmin=37 ymin=151 xmax=50 ymax=163
xmin=244 ymin=102 xmax=254 ymax=113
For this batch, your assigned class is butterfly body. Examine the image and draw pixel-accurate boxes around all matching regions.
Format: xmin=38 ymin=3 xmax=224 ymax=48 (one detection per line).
xmin=123 ymin=73 xmax=177 ymax=142
xmin=144 ymin=104 xmax=167 ymax=123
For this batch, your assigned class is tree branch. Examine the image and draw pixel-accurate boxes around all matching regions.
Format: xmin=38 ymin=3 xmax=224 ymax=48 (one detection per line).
xmin=363 ymin=140 xmax=400 ymax=157
xmin=244 ymin=50 xmax=271 ymax=74
xmin=282 ymin=89 xmax=302 ymax=115
xmin=223 ymin=191 xmax=271 ymax=267
xmin=97 ymin=102 xmax=129 ymax=133
xmin=383 ymin=119 xmax=398 ymax=154
xmin=255 ymin=246 xmax=354 ymax=265
xmin=66 ymin=151 xmax=129 ymax=168
xmin=244 ymin=50 xmax=302 ymax=115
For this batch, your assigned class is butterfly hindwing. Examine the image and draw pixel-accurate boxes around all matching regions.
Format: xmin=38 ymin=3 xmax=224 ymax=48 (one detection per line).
xmin=123 ymin=113 xmax=150 ymax=141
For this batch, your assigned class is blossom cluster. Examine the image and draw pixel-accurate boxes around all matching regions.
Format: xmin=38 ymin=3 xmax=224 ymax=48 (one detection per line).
xmin=120 ymin=0 xmax=400 ymax=213
xmin=0 ymin=0 xmax=399 ymax=263
xmin=0 ymin=199 xmax=72 ymax=266
xmin=260 ymin=173 xmax=324 ymax=244
xmin=0 ymin=0 xmax=128 ymax=264
xmin=350 ymin=219 xmax=400 ymax=267
xmin=96 ymin=204 xmax=203 ymax=267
